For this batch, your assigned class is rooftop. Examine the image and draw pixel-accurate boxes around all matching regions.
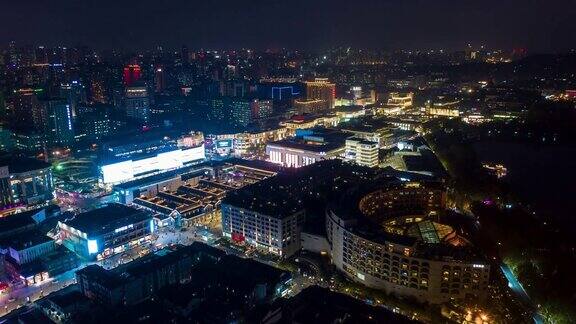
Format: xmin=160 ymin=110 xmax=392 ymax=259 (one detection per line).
xmin=338 ymin=117 xmax=393 ymax=133
xmin=0 ymin=229 xmax=53 ymax=251
xmin=347 ymin=136 xmax=378 ymax=145
xmin=0 ymin=211 xmax=38 ymax=235
xmin=75 ymin=264 xmax=125 ymax=290
xmin=63 ymin=204 xmax=151 ymax=237
xmin=222 ymin=177 xmax=304 ymax=218
xmin=114 ymin=164 xmax=209 ymax=190
xmin=268 ymin=129 xmax=348 ymax=153
xmin=0 ymin=156 xmax=51 ymax=174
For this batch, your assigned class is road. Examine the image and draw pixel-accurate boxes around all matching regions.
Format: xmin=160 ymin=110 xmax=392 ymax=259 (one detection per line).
xmin=0 ymin=268 xmax=76 ymax=317
xmin=0 ymin=226 xmax=213 ymax=318
xmin=501 ymin=264 xmax=544 ymax=324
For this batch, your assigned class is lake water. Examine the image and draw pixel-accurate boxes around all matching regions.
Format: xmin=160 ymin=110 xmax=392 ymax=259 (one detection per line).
xmin=473 ymin=141 xmax=576 ymax=232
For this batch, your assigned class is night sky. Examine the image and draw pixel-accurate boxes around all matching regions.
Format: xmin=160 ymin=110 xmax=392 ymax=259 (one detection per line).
xmin=1 ymin=0 xmax=575 ymax=51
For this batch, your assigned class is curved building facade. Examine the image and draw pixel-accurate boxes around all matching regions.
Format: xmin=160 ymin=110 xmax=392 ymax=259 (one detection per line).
xmin=327 ymin=180 xmax=490 ymax=304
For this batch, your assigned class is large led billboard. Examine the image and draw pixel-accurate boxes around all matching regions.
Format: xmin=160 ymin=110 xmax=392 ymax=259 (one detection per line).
xmin=101 ymin=160 xmax=133 ymax=184
xmin=100 ymin=145 xmax=206 ymax=184
xmin=181 ymin=145 xmax=206 ymax=163
xmin=157 ymin=150 xmax=184 ymax=170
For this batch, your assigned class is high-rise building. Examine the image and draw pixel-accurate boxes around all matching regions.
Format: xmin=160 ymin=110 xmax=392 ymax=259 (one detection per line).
xmin=124 ymin=86 xmax=150 ymax=121
xmin=122 ymin=64 xmax=142 ymax=87
xmin=304 ymin=78 xmax=336 ymax=110
xmin=230 ymin=98 xmax=252 ymax=127
xmin=8 ymin=41 xmax=20 ymax=68
xmin=251 ymin=99 xmax=273 ymax=120
xmin=38 ymin=98 xmax=75 ymax=146
xmin=79 ymin=110 xmax=110 ymax=141
xmin=12 ymin=88 xmax=42 ymax=128
xmin=220 ymin=81 xmax=246 ymax=97
xmin=89 ymin=79 xmax=106 ymax=104
xmin=154 ymin=65 xmax=166 ymax=93
xmin=34 ymin=46 xmax=48 ymax=65
xmin=20 ymin=45 xmax=36 ymax=67
xmin=181 ymin=45 xmax=190 ymax=66
xmin=59 ymin=81 xmax=86 ymax=118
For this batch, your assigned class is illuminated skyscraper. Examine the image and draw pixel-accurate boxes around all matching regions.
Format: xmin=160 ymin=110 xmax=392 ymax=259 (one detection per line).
xmin=230 ymin=98 xmax=252 ymax=127
xmin=39 ymin=98 xmax=75 ymax=146
xmin=12 ymin=88 xmax=42 ymax=128
xmin=154 ymin=65 xmax=166 ymax=93
xmin=90 ymin=79 xmax=106 ymax=104
xmin=304 ymin=78 xmax=336 ymax=110
xmin=60 ymin=81 xmax=86 ymax=118
xmin=124 ymin=86 xmax=150 ymax=121
xmin=123 ymin=64 xmax=142 ymax=86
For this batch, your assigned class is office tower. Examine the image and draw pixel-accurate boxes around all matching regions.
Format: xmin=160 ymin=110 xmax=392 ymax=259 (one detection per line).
xmin=89 ymin=79 xmax=106 ymax=104
xmin=220 ymin=81 xmax=246 ymax=97
xmin=304 ymin=78 xmax=336 ymax=110
xmin=12 ymin=88 xmax=42 ymax=128
xmin=34 ymin=46 xmax=48 ymax=65
xmin=39 ymin=98 xmax=75 ymax=146
xmin=230 ymin=98 xmax=252 ymax=127
xmin=207 ymin=98 xmax=226 ymax=121
xmin=123 ymin=64 xmax=142 ymax=86
xmin=8 ymin=41 xmax=20 ymax=68
xmin=181 ymin=45 xmax=190 ymax=65
xmin=20 ymin=45 xmax=36 ymax=67
xmin=124 ymin=86 xmax=150 ymax=121
xmin=60 ymin=81 xmax=86 ymax=118
xmin=154 ymin=65 xmax=166 ymax=93
xmin=80 ymin=110 xmax=110 ymax=141
xmin=251 ymin=99 xmax=273 ymax=120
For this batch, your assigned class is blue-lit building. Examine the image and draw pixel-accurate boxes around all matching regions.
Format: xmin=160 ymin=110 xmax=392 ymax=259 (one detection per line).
xmin=58 ymin=204 xmax=154 ymax=260
xmin=39 ymin=98 xmax=75 ymax=146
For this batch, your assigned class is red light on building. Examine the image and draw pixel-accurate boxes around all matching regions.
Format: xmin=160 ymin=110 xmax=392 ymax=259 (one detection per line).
xmin=123 ymin=64 xmax=142 ymax=86
xmin=232 ymin=232 xmax=245 ymax=243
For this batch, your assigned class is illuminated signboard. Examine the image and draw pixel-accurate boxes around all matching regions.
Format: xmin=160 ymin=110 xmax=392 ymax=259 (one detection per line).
xmin=181 ymin=145 xmax=206 ymax=163
xmin=88 ymin=239 xmax=99 ymax=254
xmin=101 ymin=160 xmax=133 ymax=184
xmin=216 ymin=140 xmax=232 ymax=148
xmin=114 ymin=224 xmax=134 ymax=233
xmin=157 ymin=150 xmax=183 ymax=170
xmin=101 ymin=146 xmax=206 ymax=184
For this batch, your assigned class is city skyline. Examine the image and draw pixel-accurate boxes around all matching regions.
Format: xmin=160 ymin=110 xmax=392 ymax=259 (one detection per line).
xmin=0 ymin=3 xmax=575 ymax=323
xmin=1 ymin=0 xmax=575 ymax=52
